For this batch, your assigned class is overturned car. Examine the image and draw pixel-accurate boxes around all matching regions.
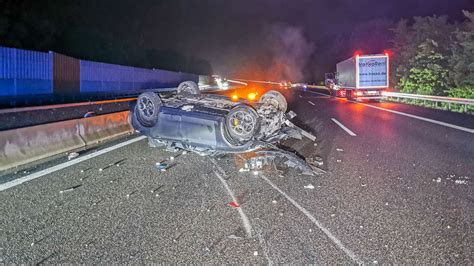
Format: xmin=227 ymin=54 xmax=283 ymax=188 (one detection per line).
xmin=130 ymin=81 xmax=318 ymax=174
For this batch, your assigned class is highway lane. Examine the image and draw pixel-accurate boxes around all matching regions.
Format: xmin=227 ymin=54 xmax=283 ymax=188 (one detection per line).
xmin=0 ymin=88 xmax=472 ymax=263
xmin=288 ymin=88 xmax=473 ymax=263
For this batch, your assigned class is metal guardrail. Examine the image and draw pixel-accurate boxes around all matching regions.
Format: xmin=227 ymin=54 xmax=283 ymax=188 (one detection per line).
xmin=382 ymin=92 xmax=474 ymax=113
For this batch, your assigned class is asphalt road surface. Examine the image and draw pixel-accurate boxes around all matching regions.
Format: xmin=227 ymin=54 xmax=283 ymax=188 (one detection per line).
xmin=1 ymin=88 xmax=472 ymax=264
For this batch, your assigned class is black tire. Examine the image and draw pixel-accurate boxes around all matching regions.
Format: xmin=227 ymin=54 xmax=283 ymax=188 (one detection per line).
xmin=135 ymin=91 xmax=162 ymax=127
xmin=259 ymin=90 xmax=288 ymax=112
xmin=225 ymin=105 xmax=259 ymax=144
xmin=177 ymin=81 xmax=200 ymax=95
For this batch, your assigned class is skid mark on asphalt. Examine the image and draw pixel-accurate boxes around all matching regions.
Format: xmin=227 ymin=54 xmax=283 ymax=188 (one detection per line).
xmin=260 ymin=174 xmax=364 ymax=264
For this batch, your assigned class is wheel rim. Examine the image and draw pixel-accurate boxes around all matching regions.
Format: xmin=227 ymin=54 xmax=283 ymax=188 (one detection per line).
xmin=138 ymin=96 xmax=155 ymax=118
xmin=180 ymin=84 xmax=193 ymax=94
xmin=228 ymin=110 xmax=256 ymax=137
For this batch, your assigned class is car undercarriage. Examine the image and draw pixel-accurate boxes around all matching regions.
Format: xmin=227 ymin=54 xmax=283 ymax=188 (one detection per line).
xmin=130 ymin=81 xmax=320 ymax=175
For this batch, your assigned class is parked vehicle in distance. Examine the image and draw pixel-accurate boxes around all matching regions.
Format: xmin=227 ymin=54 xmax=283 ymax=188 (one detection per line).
xmin=328 ymin=53 xmax=389 ymax=101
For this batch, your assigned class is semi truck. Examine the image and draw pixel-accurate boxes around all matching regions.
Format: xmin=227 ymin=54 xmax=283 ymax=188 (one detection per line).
xmin=326 ymin=53 xmax=389 ymax=100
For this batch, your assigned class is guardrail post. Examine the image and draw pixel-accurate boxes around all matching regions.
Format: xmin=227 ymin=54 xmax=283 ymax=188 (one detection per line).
xmin=465 ymin=104 xmax=467 ymax=113
xmin=448 ymin=102 xmax=451 ymax=110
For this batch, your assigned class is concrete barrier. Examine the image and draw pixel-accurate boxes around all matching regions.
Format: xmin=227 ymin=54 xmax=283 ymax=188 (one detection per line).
xmin=77 ymin=111 xmax=132 ymax=145
xmin=0 ymin=111 xmax=133 ymax=171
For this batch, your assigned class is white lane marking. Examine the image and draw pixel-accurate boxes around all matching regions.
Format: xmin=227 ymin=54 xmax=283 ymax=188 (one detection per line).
xmin=359 ymin=102 xmax=474 ymax=134
xmin=260 ymin=174 xmax=363 ymax=264
xmin=0 ymin=136 xmax=147 ymax=192
xmin=331 ymin=118 xmax=357 ymax=136
xmin=298 ymin=95 xmax=303 ymax=98
xmin=312 ymin=89 xmax=474 ymax=134
xmin=214 ymin=171 xmax=253 ymax=238
xmin=256 ymin=230 xmax=274 ymax=265
xmin=308 ymin=101 xmax=316 ymax=106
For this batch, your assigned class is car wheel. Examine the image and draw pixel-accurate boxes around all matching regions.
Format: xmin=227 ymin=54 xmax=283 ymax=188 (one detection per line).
xmin=135 ymin=91 xmax=161 ymax=127
xmin=225 ymin=105 xmax=259 ymax=144
xmin=177 ymin=81 xmax=200 ymax=95
xmin=259 ymin=90 xmax=288 ymax=112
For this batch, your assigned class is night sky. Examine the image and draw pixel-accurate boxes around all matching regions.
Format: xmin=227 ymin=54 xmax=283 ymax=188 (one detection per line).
xmin=2 ymin=0 xmax=473 ymax=81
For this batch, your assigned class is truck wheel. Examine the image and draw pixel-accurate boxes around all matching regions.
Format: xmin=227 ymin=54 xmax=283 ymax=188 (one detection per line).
xmin=346 ymin=90 xmax=353 ymax=101
xmin=177 ymin=81 xmax=200 ymax=95
xmin=259 ymin=90 xmax=288 ymax=112
xmin=135 ymin=91 xmax=162 ymax=127
xmin=225 ymin=105 xmax=259 ymax=145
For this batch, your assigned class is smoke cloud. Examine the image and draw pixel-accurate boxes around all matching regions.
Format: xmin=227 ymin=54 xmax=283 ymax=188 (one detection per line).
xmin=264 ymin=24 xmax=315 ymax=81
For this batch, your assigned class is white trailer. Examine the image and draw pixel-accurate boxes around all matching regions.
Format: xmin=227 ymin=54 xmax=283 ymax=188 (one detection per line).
xmin=333 ymin=54 xmax=389 ymax=100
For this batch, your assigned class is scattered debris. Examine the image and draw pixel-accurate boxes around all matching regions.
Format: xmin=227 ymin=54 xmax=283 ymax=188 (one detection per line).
xmin=330 ymin=213 xmax=336 ymax=217
xmin=253 ymin=171 xmax=259 ymax=176
xmin=454 ymin=180 xmax=467 ymax=185
xmin=228 ymin=201 xmax=240 ymax=208
xmin=67 ymin=152 xmax=79 ymax=160
xmin=336 ymin=148 xmax=344 ymax=152
xmin=336 ymin=159 xmax=342 ymax=163
xmin=181 ymin=105 xmax=194 ymax=111
xmin=272 ymin=200 xmax=277 ymax=204
xmin=79 ymin=175 xmax=90 ymax=181
xmin=60 ymin=184 xmax=82 ymax=193
xmin=239 ymin=168 xmax=250 ymax=172
xmin=253 ymin=251 xmax=259 ymax=256
xmin=228 ymin=235 xmax=243 ymax=240
xmin=155 ymin=162 xmax=169 ymax=172
xmin=304 ymin=184 xmax=315 ymax=189
xmin=80 ymin=168 xmax=91 ymax=173
xmin=169 ymin=156 xmax=175 ymax=161
xmin=433 ymin=177 xmax=442 ymax=183
xmin=126 ymin=191 xmax=137 ymax=198
xmin=151 ymin=185 xmax=164 ymax=193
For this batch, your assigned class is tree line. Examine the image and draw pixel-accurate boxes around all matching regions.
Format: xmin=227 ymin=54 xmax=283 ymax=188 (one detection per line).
xmin=390 ymin=11 xmax=473 ymax=99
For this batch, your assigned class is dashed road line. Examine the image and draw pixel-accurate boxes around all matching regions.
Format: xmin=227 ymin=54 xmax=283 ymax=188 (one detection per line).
xmin=213 ymin=170 xmax=253 ymax=238
xmin=260 ymin=174 xmax=363 ymax=264
xmin=308 ymin=101 xmax=316 ymax=106
xmin=331 ymin=118 xmax=357 ymax=136
xmin=0 ymin=135 xmax=147 ymax=192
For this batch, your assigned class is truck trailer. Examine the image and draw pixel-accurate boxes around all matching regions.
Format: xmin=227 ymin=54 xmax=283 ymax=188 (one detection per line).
xmin=328 ymin=54 xmax=389 ymax=100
